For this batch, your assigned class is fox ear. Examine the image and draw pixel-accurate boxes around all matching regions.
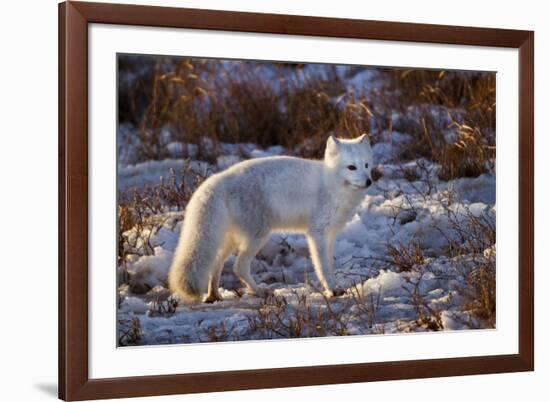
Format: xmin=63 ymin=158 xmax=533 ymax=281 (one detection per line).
xmin=326 ymin=135 xmax=340 ymax=157
xmin=358 ymin=133 xmax=372 ymax=149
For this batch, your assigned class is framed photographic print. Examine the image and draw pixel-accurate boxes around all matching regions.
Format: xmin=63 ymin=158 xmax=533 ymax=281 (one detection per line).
xmin=59 ymin=1 xmax=534 ymax=400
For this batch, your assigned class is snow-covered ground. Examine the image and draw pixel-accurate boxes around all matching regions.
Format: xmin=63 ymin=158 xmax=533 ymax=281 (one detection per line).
xmin=117 ymin=135 xmax=496 ymax=346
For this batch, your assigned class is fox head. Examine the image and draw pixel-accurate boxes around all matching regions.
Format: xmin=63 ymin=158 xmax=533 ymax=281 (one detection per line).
xmin=324 ymin=134 xmax=374 ymax=190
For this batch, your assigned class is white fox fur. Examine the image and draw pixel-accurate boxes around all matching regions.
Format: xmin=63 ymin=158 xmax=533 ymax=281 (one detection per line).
xmin=168 ymin=134 xmax=374 ymax=302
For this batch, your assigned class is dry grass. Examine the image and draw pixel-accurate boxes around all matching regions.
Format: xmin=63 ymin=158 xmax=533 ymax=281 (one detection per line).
xmin=402 ymin=271 xmax=444 ymax=331
xmin=430 ymin=190 xmax=496 ymax=327
xmin=147 ymin=296 xmax=179 ymax=317
xmin=247 ymin=292 xmax=351 ymax=338
xmin=460 ymin=262 xmax=496 ymax=326
xmin=118 ymin=317 xmax=143 ymax=346
xmin=383 ymin=68 xmax=495 ymax=130
xmin=374 ymin=173 xmax=496 ymax=328
xmin=444 ymin=207 xmax=496 ymax=327
xmin=437 ymin=122 xmax=496 ymax=180
xmin=119 ymin=56 xmax=495 ymax=180
xmin=117 ymin=56 xmax=497 ymax=335
xmin=366 ymin=240 xmax=424 ymax=273
xmin=377 ymin=68 xmax=496 ymax=179
xmin=347 ymin=282 xmax=383 ymax=330
xmin=117 ymin=161 xmax=210 ymax=268
xmin=120 ymin=57 xmax=374 ymax=162
xmin=386 ymin=241 xmax=425 ymax=273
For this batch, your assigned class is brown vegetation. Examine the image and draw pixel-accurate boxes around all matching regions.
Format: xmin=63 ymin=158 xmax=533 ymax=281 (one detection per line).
xmin=116 ymin=56 xmax=497 ymax=338
xmin=118 ymin=56 xmax=496 ymax=181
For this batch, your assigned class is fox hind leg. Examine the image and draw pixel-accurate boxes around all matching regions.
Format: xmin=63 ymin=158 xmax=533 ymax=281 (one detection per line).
xmin=204 ymin=269 xmax=223 ymax=303
xmin=205 ymin=238 xmax=235 ymax=303
xmin=233 ymin=235 xmax=270 ymax=297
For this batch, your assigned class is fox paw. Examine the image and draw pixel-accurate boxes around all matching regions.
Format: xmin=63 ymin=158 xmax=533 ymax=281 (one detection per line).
xmin=324 ymin=287 xmax=346 ymax=298
xmin=204 ymin=293 xmax=223 ymax=303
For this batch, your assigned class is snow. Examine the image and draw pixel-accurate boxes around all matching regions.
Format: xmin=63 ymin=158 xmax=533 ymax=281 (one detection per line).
xmin=358 ymin=270 xmax=404 ymax=297
xmin=372 ymin=131 xmax=413 ymax=164
xmin=346 ymin=68 xmax=381 ymax=93
xmin=115 ymin=67 xmax=495 ymax=345
xmin=250 ymin=145 xmax=286 ymax=159
xmin=116 ymin=140 xmax=496 ymax=344
xmin=119 ymin=296 xmax=149 ymax=315
xmin=118 ymin=159 xmax=203 ymax=191
xmin=118 ymin=141 xmax=291 ymax=192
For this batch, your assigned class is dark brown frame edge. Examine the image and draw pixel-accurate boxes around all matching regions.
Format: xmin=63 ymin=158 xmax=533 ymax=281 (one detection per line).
xmin=59 ymin=1 xmax=534 ymax=400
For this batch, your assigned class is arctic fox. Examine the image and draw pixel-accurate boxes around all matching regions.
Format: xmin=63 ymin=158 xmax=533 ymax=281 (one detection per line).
xmin=168 ymin=134 xmax=374 ymax=302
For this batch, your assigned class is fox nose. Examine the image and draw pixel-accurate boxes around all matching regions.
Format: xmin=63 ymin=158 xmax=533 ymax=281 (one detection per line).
xmin=366 ymin=178 xmax=372 ymax=187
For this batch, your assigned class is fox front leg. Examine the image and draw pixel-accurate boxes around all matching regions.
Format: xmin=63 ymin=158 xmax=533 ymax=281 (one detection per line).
xmin=326 ymin=231 xmax=336 ymax=277
xmin=307 ymin=231 xmax=345 ymax=297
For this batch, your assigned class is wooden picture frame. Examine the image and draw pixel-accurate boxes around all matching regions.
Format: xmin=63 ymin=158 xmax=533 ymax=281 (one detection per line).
xmin=59 ymin=1 xmax=534 ymax=400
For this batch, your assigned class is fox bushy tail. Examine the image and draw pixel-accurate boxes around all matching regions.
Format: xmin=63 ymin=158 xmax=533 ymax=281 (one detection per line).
xmin=168 ymin=187 xmax=228 ymax=302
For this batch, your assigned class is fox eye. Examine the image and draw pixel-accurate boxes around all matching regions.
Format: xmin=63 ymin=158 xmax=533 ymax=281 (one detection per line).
xmin=365 ymin=163 xmax=369 ymax=168
xmin=347 ymin=165 xmax=357 ymax=171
